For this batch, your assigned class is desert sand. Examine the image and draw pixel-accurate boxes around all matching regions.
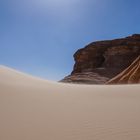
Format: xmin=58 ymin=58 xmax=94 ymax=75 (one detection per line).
xmin=0 ymin=65 xmax=140 ymax=140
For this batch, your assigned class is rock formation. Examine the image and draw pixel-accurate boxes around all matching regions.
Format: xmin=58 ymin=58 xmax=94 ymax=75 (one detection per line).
xmin=61 ymin=34 xmax=140 ymax=84
xmin=107 ymin=56 xmax=140 ymax=84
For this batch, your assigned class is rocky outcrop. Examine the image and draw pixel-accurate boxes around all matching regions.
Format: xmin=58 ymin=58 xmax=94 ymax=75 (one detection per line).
xmin=61 ymin=72 xmax=109 ymax=84
xmin=107 ymin=56 xmax=140 ymax=84
xmin=61 ymin=34 xmax=140 ymax=84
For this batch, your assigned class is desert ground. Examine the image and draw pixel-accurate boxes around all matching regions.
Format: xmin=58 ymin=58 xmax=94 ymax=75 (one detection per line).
xmin=0 ymin=65 xmax=140 ymax=140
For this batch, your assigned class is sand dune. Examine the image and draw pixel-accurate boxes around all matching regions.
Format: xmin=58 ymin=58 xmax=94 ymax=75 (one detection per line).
xmin=0 ymin=65 xmax=140 ymax=140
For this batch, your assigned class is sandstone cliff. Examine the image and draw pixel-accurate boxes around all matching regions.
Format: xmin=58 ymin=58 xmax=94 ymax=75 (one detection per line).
xmin=61 ymin=34 xmax=140 ymax=84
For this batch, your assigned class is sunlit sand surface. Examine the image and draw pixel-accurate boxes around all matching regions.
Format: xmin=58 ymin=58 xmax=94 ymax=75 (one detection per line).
xmin=0 ymin=66 xmax=140 ymax=140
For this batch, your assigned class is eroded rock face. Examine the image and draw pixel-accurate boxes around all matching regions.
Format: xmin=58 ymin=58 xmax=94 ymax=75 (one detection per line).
xmin=107 ymin=56 xmax=140 ymax=84
xmin=61 ymin=72 xmax=109 ymax=84
xmin=61 ymin=34 xmax=140 ymax=84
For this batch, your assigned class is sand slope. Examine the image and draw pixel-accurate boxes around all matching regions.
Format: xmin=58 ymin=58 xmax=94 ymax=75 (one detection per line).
xmin=107 ymin=56 xmax=140 ymax=84
xmin=0 ymin=65 xmax=140 ymax=140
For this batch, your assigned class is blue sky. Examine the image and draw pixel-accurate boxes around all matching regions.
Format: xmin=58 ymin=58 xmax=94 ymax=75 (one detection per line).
xmin=0 ymin=0 xmax=140 ymax=80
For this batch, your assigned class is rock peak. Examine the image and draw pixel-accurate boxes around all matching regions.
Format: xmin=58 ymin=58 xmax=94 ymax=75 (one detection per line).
xmin=131 ymin=34 xmax=140 ymax=37
xmin=61 ymin=34 xmax=140 ymax=84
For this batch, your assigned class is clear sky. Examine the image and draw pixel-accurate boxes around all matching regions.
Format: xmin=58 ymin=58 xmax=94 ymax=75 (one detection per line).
xmin=0 ymin=0 xmax=140 ymax=81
